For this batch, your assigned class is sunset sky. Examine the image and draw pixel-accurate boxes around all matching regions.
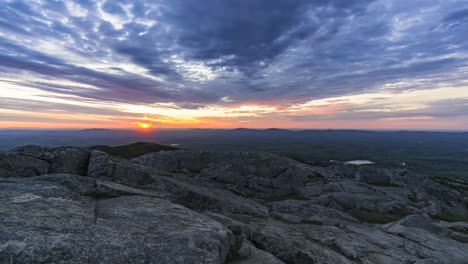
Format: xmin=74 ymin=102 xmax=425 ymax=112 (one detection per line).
xmin=1 ymin=0 xmax=467 ymax=129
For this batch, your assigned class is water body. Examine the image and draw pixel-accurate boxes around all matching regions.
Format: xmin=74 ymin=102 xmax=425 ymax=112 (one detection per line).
xmin=345 ymin=160 xmax=375 ymax=165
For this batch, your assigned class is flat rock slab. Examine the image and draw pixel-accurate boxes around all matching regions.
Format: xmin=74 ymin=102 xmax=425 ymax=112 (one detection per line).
xmin=0 ymin=176 xmax=235 ymax=264
xmin=88 ymin=150 xmax=270 ymax=218
xmin=247 ymin=218 xmax=468 ymax=264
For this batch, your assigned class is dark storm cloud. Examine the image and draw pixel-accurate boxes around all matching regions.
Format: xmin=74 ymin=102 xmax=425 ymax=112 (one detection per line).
xmin=162 ymin=0 xmax=312 ymax=73
xmin=0 ymin=0 xmax=467 ymax=121
xmin=161 ymin=0 xmax=375 ymax=74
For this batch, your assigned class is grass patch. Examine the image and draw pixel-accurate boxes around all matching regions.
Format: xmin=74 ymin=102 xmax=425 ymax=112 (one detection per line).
xmin=431 ymin=177 xmax=468 ymax=192
xmin=408 ymin=195 xmax=423 ymax=203
xmin=306 ymin=173 xmax=324 ymax=183
xmin=348 ymin=208 xmax=409 ymax=224
xmin=433 ymin=213 xmax=468 ymax=222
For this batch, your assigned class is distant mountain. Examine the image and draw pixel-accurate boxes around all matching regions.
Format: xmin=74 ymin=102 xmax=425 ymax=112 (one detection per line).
xmin=230 ymin=128 xmax=259 ymax=132
xmin=264 ymin=128 xmax=294 ymax=133
xmin=89 ymin=142 xmax=177 ymax=159
xmin=80 ymin=128 xmax=115 ymax=134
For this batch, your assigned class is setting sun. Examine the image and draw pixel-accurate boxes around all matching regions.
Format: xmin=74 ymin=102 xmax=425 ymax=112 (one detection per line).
xmin=137 ymin=122 xmax=152 ymax=129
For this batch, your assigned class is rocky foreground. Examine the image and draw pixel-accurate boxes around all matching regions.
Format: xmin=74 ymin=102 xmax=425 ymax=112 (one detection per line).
xmin=1 ymin=144 xmax=467 ymax=264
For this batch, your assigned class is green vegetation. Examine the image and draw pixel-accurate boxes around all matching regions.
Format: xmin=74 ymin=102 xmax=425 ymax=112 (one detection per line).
xmin=432 ymin=213 xmax=468 ymax=222
xmin=89 ymin=142 xmax=178 ymax=159
xmin=348 ymin=208 xmax=410 ymax=224
xmin=431 ymin=177 xmax=468 ymax=192
xmin=306 ymin=173 xmax=324 ymax=183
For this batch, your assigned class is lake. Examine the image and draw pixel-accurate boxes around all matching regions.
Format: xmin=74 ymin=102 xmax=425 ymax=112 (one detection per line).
xmin=345 ymin=160 xmax=375 ymax=165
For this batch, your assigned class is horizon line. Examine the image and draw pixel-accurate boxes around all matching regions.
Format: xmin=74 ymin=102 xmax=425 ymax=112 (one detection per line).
xmin=1 ymin=127 xmax=467 ymax=132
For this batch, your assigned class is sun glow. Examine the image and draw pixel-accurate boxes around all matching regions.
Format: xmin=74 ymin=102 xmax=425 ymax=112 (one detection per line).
xmin=137 ymin=122 xmax=152 ymax=129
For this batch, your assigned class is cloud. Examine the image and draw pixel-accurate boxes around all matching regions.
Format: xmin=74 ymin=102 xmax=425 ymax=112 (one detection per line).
xmin=0 ymin=0 xmax=467 ymax=128
xmin=102 ymin=1 xmax=126 ymax=16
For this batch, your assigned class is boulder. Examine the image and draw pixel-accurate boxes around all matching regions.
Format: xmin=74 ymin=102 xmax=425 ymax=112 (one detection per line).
xmin=248 ymin=219 xmax=355 ymax=264
xmin=386 ymin=214 xmax=438 ymax=232
xmin=248 ymin=218 xmax=468 ymax=264
xmin=87 ymin=150 xmax=164 ymax=185
xmin=356 ymin=167 xmax=392 ymax=186
xmin=0 ymin=153 xmax=49 ymax=178
xmin=134 ymin=150 xmax=319 ymax=199
xmin=88 ymin=150 xmax=269 ymax=218
xmin=230 ymin=239 xmax=285 ymax=264
xmin=0 ymin=175 xmax=236 ymax=264
xmin=198 ymin=152 xmax=316 ymax=198
xmin=132 ymin=150 xmax=241 ymax=173
xmin=153 ymin=175 xmax=270 ymax=218
xmin=0 ymin=145 xmax=90 ymax=178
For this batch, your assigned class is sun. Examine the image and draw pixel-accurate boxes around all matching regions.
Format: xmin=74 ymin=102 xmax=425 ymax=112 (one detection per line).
xmin=137 ymin=122 xmax=152 ymax=129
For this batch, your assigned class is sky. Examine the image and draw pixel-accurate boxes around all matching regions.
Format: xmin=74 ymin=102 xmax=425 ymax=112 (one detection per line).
xmin=0 ymin=0 xmax=467 ymax=129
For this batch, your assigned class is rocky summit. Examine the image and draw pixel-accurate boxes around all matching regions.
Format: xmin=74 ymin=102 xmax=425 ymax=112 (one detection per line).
xmin=1 ymin=144 xmax=467 ymax=264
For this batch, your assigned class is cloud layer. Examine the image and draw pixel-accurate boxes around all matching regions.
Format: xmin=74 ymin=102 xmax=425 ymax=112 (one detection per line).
xmin=0 ymin=0 xmax=467 ymax=128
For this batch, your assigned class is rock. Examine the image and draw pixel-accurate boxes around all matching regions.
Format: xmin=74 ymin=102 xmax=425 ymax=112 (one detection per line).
xmin=0 ymin=152 xmax=49 ymax=177
xmin=0 ymin=175 xmax=236 ymax=264
xmin=134 ymin=150 xmax=318 ymax=199
xmin=94 ymin=179 xmax=172 ymax=199
xmin=432 ymin=220 xmax=468 ymax=243
xmin=203 ymin=212 xmax=249 ymax=237
xmin=269 ymin=200 xmax=358 ymax=225
xmin=87 ymin=150 xmax=168 ymax=185
xmin=338 ymin=223 xmax=468 ymax=264
xmin=434 ymin=221 xmax=468 ymax=233
xmin=2 ymin=144 xmax=468 ymax=264
xmin=153 ymin=175 xmax=270 ymax=218
xmin=0 ymin=145 xmax=90 ymax=178
xmin=379 ymin=216 xmax=468 ymax=263
xmin=385 ymin=214 xmax=438 ymax=232
xmin=230 ymin=239 xmax=285 ymax=264
xmin=300 ymin=173 xmax=467 ymax=222
xmin=132 ymin=150 xmax=242 ymax=173
xmin=10 ymin=145 xmax=90 ymax=176
xmin=384 ymin=169 xmax=468 ymax=218
xmin=198 ymin=152 xmax=316 ymax=198
xmin=298 ymin=181 xmax=341 ymax=197
xmin=356 ymin=167 xmax=392 ymax=186
xmin=88 ymin=150 xmax=269 ymax=218
xmin=248 ymin=217 xmax=468 ymax=264
xmin=132 ymin=150 xmax=179 ymax=172
xmin=93 ymin=196 xmax=235 ymax=264
xmin=248 ymin=219 xmax=355 ymax=264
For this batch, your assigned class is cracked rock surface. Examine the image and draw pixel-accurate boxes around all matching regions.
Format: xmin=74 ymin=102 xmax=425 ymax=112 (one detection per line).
xmin=1 ymin=145 xmax=467 ymax=263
